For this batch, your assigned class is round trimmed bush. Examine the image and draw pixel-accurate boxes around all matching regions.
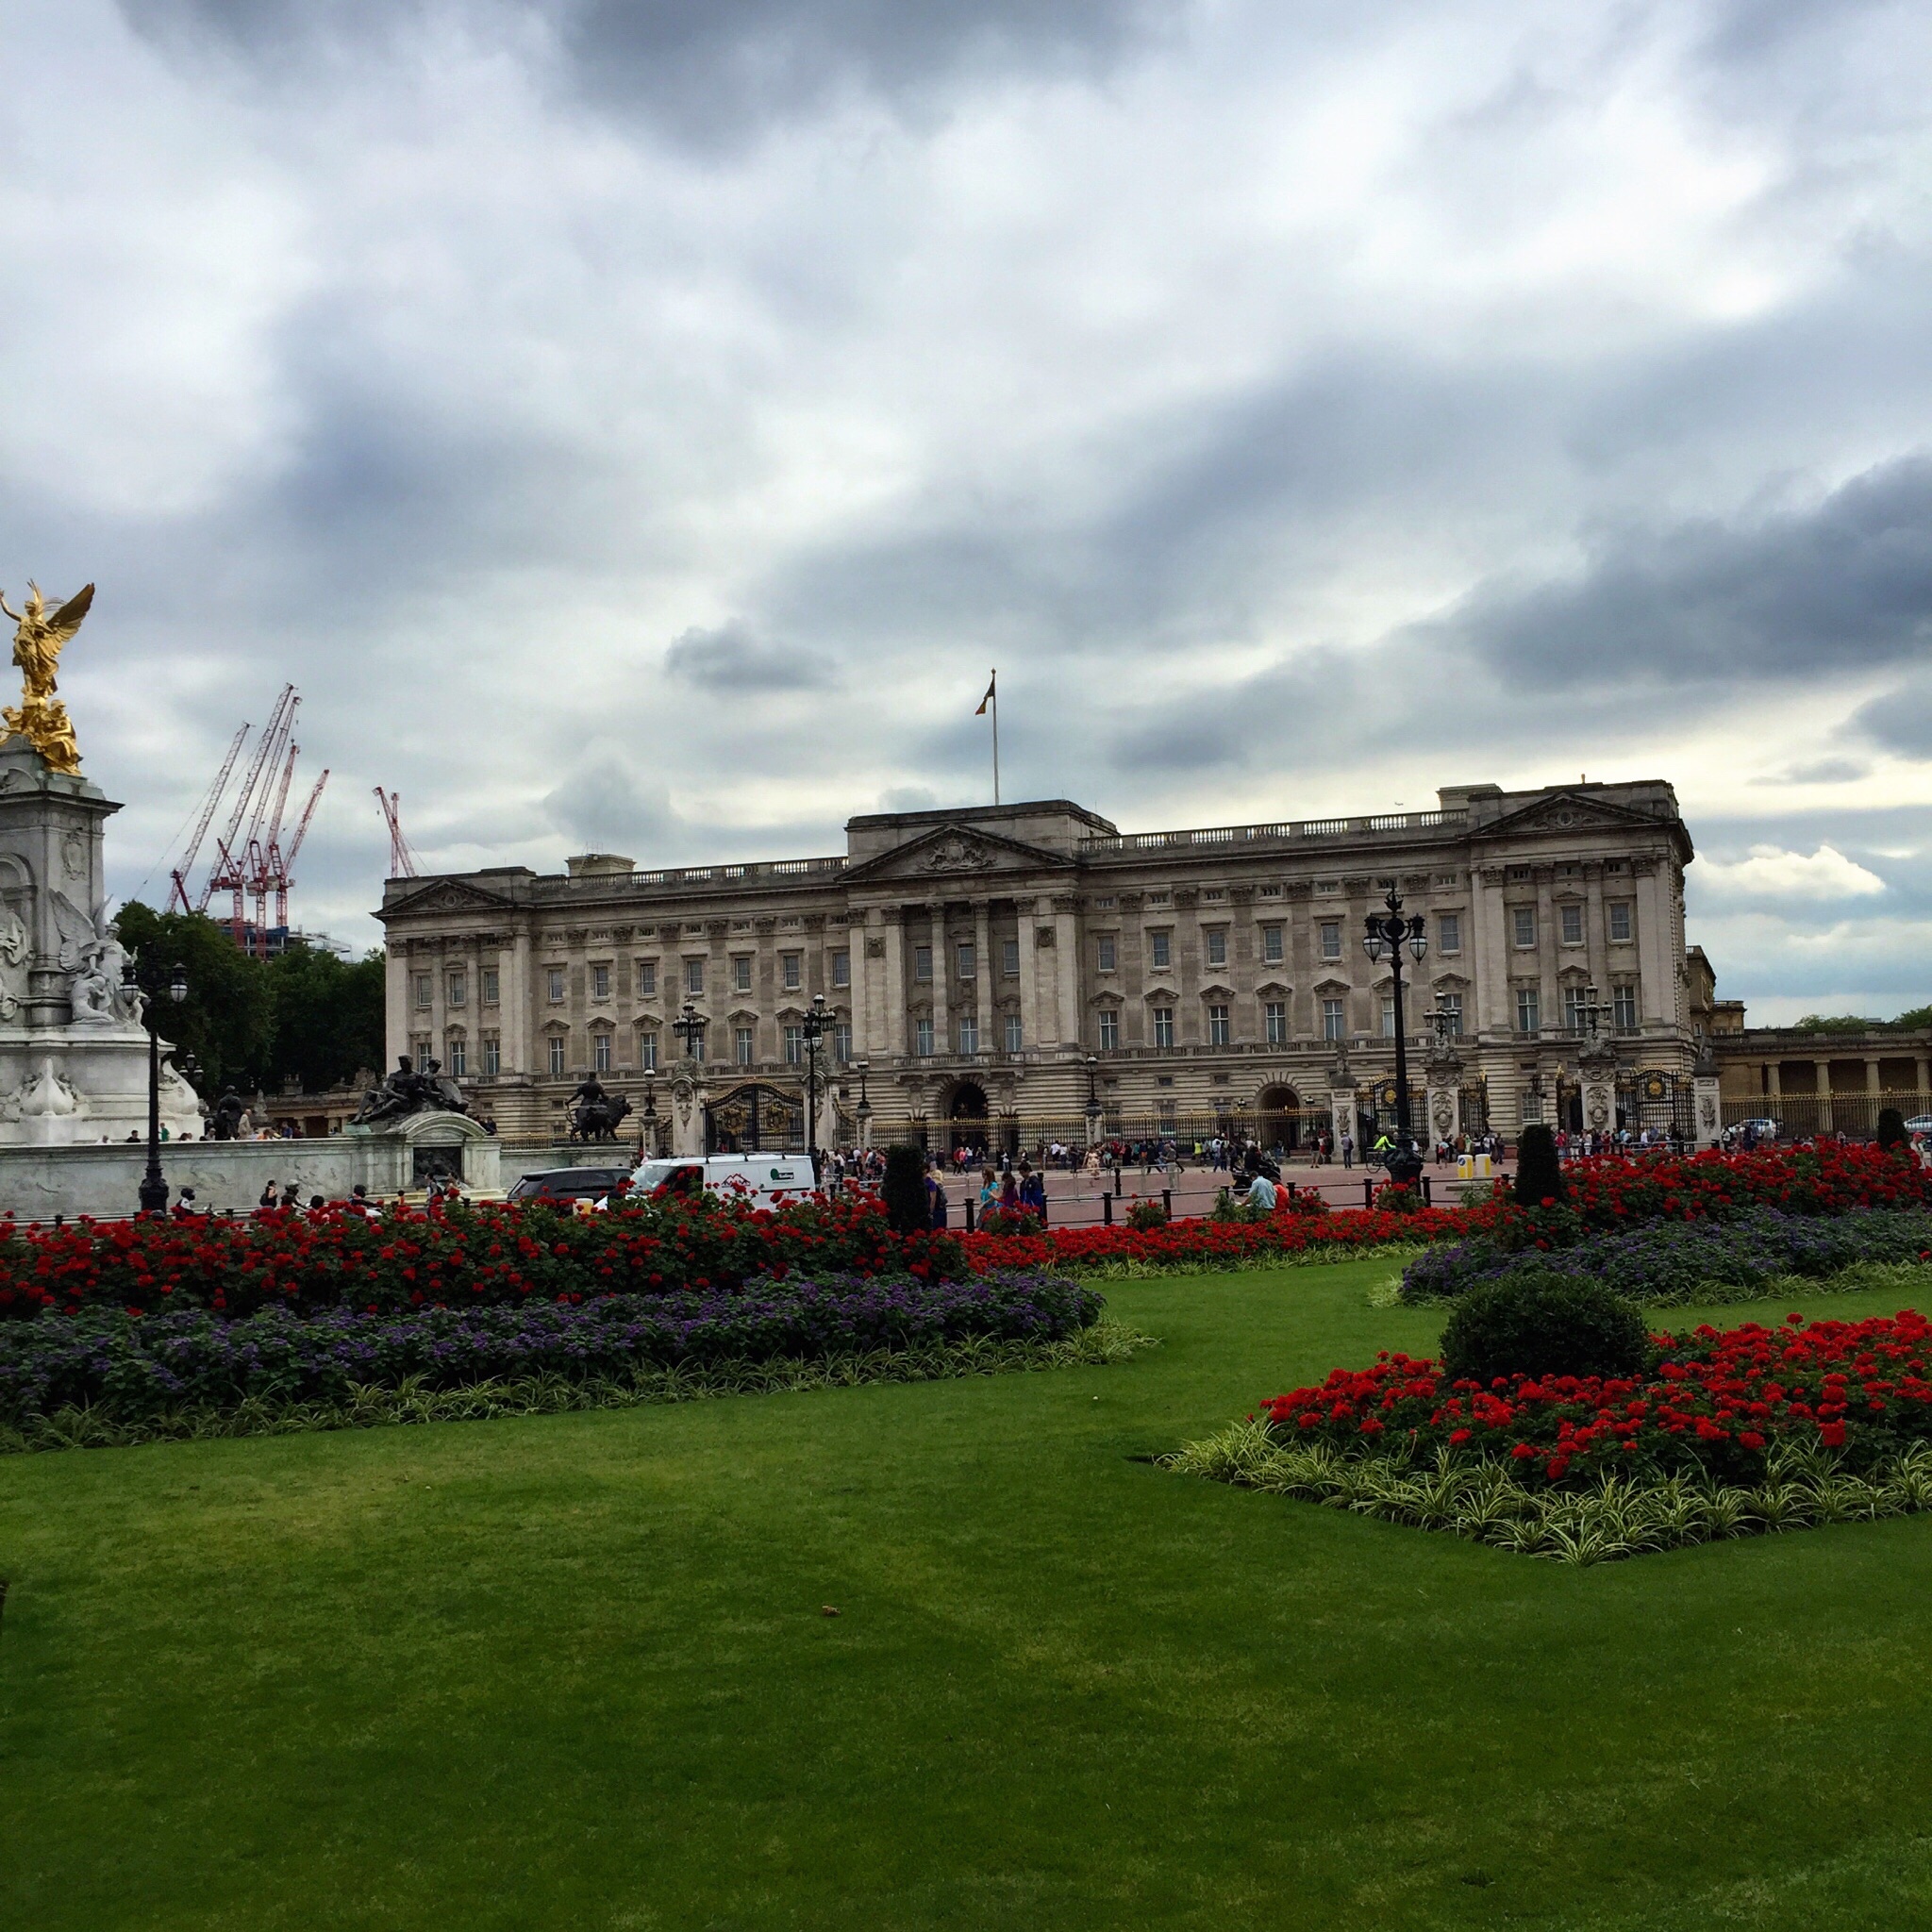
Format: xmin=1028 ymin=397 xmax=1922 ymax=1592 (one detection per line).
xmin=1878 ymin=1106 xmax=1908 ymax=1151
xmin=1439 ymin=1270 xmax=1649 ymax=1386
xmin=882 ymin=1144 xmax=929 ymax=1235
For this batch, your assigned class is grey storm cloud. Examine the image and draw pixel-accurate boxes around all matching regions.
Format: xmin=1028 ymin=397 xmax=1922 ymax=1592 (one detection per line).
xmin=120 ymin=0 xmax=1167 ymax=142
xmin=663 ymin=621 xmax=838 ymax=691
xmin=1435 ymin=457 xmax=1932 ymax=691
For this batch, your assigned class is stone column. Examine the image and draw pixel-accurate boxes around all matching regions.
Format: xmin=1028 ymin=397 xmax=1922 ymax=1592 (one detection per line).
xmin=1329 ymin=1085 xmax=1357 ymax=1154
xmin=668 ymin=1058 xmax=707 ymax=1157
xmin=384 ymin=944 xmax=410 ymax=1068
xmin=1576 ymin=1040 xmax=1617 ymax=1142
xmin=1816 ymin=1058 xmax=1833 ymax=1135
xmin=1053 ymin=894 xmax=1081 ymax=1048
xmin=928 ymin=905 xmax=950 ymax=1058
xmin=973 ymin=899 xmax=992 ymax=1049
xmin=1016 ymin=903 xmax=1040 ymax=1055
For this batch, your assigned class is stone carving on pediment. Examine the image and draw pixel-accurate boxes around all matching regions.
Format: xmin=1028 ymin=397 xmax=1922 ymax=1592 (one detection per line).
xmin=803 ymin=913 xmax=825 ymax=930
xmin=1171 ymin=888 xmax=1197 ymax=908
xmin=706 ymin=919 xmax=729 ymax=937
xmin=1035 ymin=926 xmax=1056 ymax=948
xmin=754 ymin=916 xmax=777 ymax=933
xmin=865 ymin=935 xmax=886 ymax=958
xmin=1050 ymin=894 xmax=1079 ymax=914
xmin=1631 ymin=858 xmax=1658 ymax=875
xmin=1283 ymin=879 xmax=1313 ymax=899
xmin=914 ymin=832 xmax=993 ymax=874
xmin=1477 ymin=866 xmax=1507 ymax=886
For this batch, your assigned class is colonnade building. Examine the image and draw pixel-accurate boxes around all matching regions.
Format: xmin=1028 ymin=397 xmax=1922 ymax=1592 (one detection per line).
xmin=375 ymin=779 xmax=1699 ymax=1147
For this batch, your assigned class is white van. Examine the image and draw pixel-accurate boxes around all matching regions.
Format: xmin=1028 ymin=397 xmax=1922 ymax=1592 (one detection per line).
xmin=628 ymin=1153 xmax=821 ymax=1209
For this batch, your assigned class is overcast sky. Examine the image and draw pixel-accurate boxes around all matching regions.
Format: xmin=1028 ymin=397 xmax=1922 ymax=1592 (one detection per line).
xmin=6 ymin=0 xmax=1932 ymax=1020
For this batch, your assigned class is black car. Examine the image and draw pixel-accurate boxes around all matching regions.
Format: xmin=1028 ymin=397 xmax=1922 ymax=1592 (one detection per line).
xmin=506 ymin=1166 xmax=631 ymax=1206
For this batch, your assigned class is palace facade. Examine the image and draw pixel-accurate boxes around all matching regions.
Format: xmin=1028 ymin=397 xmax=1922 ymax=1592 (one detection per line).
xmin=375 ymin=777 xmax=1703 ymax=1148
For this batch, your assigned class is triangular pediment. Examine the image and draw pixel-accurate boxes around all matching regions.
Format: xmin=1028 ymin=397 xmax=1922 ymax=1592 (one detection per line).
xmin=842 ymin=823 xmax=1074 ymax=884
xmin=383 ymin=877 xmax=514 ymax=918
xmin=1479 ymin=791 xmax=1672 ymax=841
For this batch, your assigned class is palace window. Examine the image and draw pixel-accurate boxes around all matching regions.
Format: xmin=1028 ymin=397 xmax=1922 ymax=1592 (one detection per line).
xmin=1560 ymin=903 xmax=1584 ymax=946
xmin=548 ymin=1035 xmax=567 ymax=1076
xmin=834 ymin=1023 xmax=852 ymax=1062
xmin=1261 ymin=924 xmax=1284 ymax=965
xmin=593 ymin=1031 xmax=612 ymax=1074
xmin=591 ymin=964 xmax=610 ymax=1000
xmin=957 ymin=942 xmax=975 ymax=980
xmin=638 ymin=1029 xmax=658 ymax=1070
xmin=1002 ymin=939 xmax=1020 ymax=976
xmin=1153 ymin=1007 xmax=1174 ymax=1049
xmin=1516 ymin=987 xmax=1541 ymax=1035
xmin=735 ymin=956 xmax=754 ymax=993
xmin=915 ymin=1017 xmax=934 ymax=1057
xmin=685 ymin=958 xmax=705 ymax=995
xmin=1258 ymin=883 xmax=1282 ymax=900
xmin=1096 ymin=935 xmax=1116 ymax=972
xmin=1381 ymin=997 xmax=1396 ymax=1039
xmin=1608 ymin=901 xmax=1634 ymax=942
xmin=959 ymin=1014 xmax=980 ymax=1054
xmin=413 ymin=973 xmax=432 ymax=1008
xmin=1564 ymin=985 xmax=1590 ymax=1032
xmin=412 ymin=1034 xmax=432 ymax=1065
xmin=784 ymin=1024 xmax=804 ymax=1064
xmin=1207 ymin=1003 xmax=1230 ymax=1046
xmin=1004 ymin=1012 xmax=1023 ymax=1053
xmin=914 ymin=945 xmax=932 ymax=982
xmin=1323 ymin=997 xmax=1345 ymax=1042
xmin=1319 ymin=922 xmax=1341 ymax=960
xmin=1158 ymin=1101 xmax=1177 ymax=1128
xmin=1512 ymin=907 xmax=1537 ymax=948
xmin=482 ymin=1034 xmax=501 ymax=1075
xmin=447 ymin=1036 xmax=467 ymax=1076
xmin=636 ymin=960 xmax=656 ymax=997
xmin=1264 ymin=1000 xmax=1287 ymax=1044
xmin=1438 ymin=913 xmax=1460 ymax=955
xmin=1097 ymin=1009 xmax=1118 ymax=1050
xmin=1206 ymin=928 xmax=1228 ymax=968
xmin=1150 ymin=930 xmax=1172 ymax=970
xmin=447 ymin=971 xmax=467 ymax=1008
xmin=1438 ymin=992 xmax=1463 ymax=1038
xmin=482 ymin=968 xmax=500 ymax=1006
xmin=546 ymin=969 xmax=566 ymax=1003
xmin=1613 ymin=983 xmax=1638 ymax=1030
xmin=831 ymin=950 xmax=850 ymax=989
xmin=735 ymin=1025 xmax=754 ymax=1065
xmin=782 ymin=952 xmax=802 ymax=991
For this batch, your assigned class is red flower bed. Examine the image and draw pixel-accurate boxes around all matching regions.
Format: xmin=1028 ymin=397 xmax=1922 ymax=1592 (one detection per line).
xmin=1262 ymin=1310 xmax=1932 ymax=1483
xmin=0 ymin=1192 xmax=964 ymax=1323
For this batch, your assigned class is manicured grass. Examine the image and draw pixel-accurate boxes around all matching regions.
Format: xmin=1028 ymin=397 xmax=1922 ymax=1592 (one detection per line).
xmin=5 ymin=1260 xmax=1932 ymax=1930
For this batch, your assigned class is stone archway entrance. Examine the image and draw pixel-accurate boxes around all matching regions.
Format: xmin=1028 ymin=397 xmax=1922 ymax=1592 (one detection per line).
xmin=947 ymin=1080 xmax=990 ymax=1152
xmin=1256 ymin=1083 xmax=1302 ymax=1151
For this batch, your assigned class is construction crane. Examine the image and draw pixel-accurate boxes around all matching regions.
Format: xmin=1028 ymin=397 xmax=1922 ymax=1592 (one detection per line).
xmin=265 ymin=764 xmax=329 ymax=932
xmin=375 ymin=788 xmax=420 ymax=878
xmin=202 ymin=685 xmax=297 ymax=942
xmin=167 ymin=723 xmax=250 ymax=914
xmin=243 ymin=737 xmax=301 ymax=944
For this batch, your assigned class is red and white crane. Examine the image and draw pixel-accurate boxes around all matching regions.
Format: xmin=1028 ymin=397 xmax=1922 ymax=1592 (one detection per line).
xmin=375 ymin=788 xmax=420 ymax=879
xmin=167 ymin=723 xmax=250 ymax=915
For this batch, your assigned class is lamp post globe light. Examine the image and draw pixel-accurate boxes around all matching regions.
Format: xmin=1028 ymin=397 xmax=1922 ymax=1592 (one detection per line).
xmin=672 ymin=999 xmax=708 ymax=1064
xmin=1361 ymin=886 xmax=1427 ymax=1170
xmin=122 ymin=951 xmax=188 ymax=1215
xmin=1083 ymin=1053 xmax=1102 ymax=1146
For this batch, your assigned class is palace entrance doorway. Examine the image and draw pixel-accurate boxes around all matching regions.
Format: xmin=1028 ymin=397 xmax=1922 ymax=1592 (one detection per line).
xmin=1256 ymin=1084 xmax=1302 ymax=1151
xmin=947 ymin=1081 xmax=990 ymax=1152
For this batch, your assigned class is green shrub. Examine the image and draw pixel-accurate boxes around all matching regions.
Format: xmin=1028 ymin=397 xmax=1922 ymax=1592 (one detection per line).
xmin=882 ymin=1144 xmax=929 ymax=1235
xmin=1513 ymin=1123 xmax=1566 ymax=1208
xmin=1878 ymin=1107 xmax=1908 ymax=1150
xmin=1439 ymin=1271 xmax=1649 ymax=1386
xmin=1126 ymin=1198 xmax=1168 ymax=1230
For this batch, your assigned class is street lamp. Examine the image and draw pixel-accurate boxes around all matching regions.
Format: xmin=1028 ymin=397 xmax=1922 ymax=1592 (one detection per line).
xmin=1083 ymin=1052 xmax=1101 ymax=1147
xmin=122 ymin=952 xmax=187 ymax=1215
xmin=1362 ymin=886 xmax=1427 ymax=1154
xmin=640 ymin=1064 xmax=657 ymax=1158
xmin=672 ymin=998 xmax=708 ymax=1064
xmin=800 ymin=991 xmax=833 ymax=1174
xmin=853 ymin=1058 xmax=873 ymax=1152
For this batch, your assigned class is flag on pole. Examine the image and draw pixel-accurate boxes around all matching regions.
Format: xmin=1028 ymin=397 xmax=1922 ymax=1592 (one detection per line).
xmin=975 ymin=673 xmax=996 ymax=715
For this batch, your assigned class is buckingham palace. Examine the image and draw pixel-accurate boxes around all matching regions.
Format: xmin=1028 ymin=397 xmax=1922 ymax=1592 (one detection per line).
xmin=375 ymin=775 xmax=1707 ymax=1149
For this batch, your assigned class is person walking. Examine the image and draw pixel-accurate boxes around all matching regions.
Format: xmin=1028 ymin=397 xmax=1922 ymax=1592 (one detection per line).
xmin=1341 ymin=1131 xmax=1354 ymax=1170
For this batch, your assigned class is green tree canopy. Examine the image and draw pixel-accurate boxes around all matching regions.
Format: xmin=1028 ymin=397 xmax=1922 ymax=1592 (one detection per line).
xmin=113 ymin=905 xmax=383 ymax=1096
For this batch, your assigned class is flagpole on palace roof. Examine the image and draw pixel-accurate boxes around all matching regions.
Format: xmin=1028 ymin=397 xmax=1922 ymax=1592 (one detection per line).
xmin=976 ymin=669 xmax=999 ymax=806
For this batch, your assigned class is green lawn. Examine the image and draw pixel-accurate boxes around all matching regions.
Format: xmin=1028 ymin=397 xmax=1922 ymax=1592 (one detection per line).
xmin=6 ymin=1260 xmax=1932 ymax=1931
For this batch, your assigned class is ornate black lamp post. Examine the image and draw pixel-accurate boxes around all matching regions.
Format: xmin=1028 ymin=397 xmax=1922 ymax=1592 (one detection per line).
xmin=800 ymin=991 xmax=833 ymax=1171
xmin=1362 ymin=886 xmax=1428 ymax=1152
xmin=122 ymin=951 xmax=187 ymax=1215
xmin=640 ymin=1065 xmax=657 ymax=1158
xmin=853 ymin=1058 xmax=873 ymax=1151
xmin=1084 ymin=1053 xmax=1101 ymax=1147
xmin=672 ymin=998 xmax=708 ymax=1064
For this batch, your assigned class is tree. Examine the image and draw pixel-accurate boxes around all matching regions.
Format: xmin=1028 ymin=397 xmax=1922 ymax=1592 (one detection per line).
xmin=113 ymin=903 xmax=275 ymax=1092
xmin=263 ymin=945 xmax=384 ymax=1092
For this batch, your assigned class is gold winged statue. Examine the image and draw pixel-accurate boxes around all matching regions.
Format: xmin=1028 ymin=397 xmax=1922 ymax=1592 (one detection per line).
xmin=0 ymin=581 xmax=92 ymax=775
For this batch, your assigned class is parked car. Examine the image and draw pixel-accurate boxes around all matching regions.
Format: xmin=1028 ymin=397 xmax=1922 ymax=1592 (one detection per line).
xmin=1905 ymin=1116 xmax=1932 ymax=1137
xmin=506 ymin=1166 xmax=633 ymax=1206
xmin=1736 ymin=1119 xmax=1781 ymax=1143
xmin=629 ymin=1153 xmax=820 ymax=1208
